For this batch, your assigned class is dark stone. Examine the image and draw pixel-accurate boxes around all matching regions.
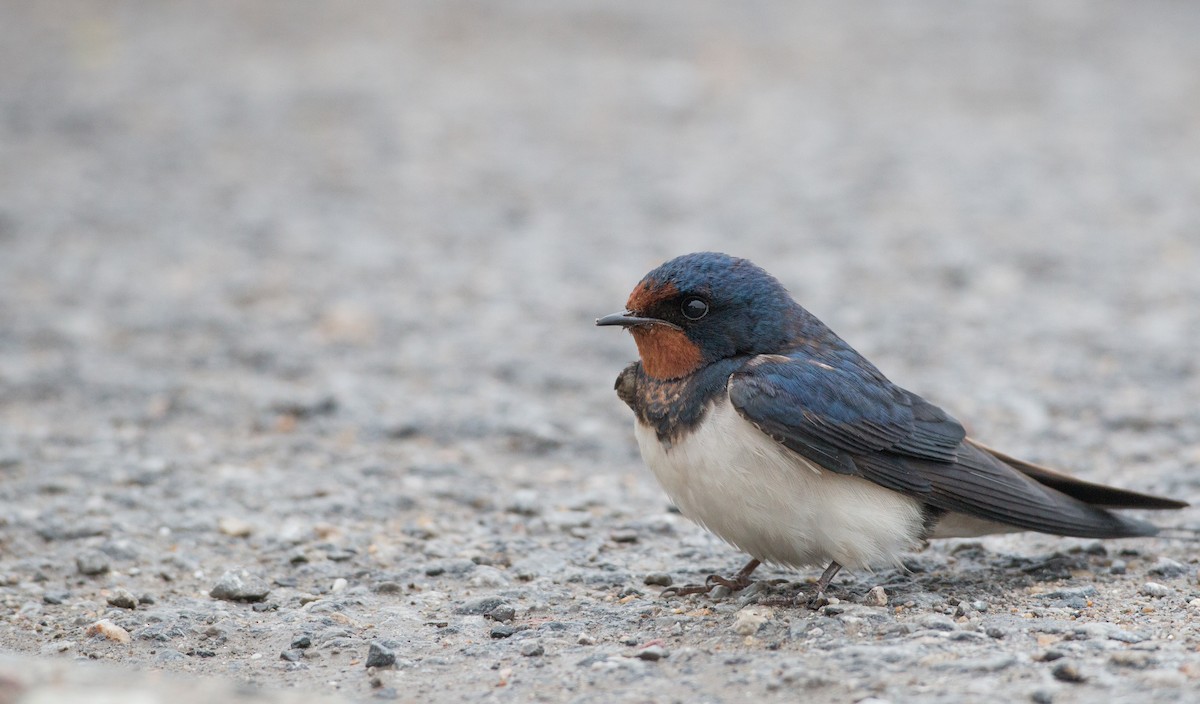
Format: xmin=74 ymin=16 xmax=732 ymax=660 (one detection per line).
xmin=366 ymin=641 xmax=397 ymax=668
xmin=490 ymin=625 xmax=517 ymax=639
xmin=456 ymin=597 xmax=505 ymax=615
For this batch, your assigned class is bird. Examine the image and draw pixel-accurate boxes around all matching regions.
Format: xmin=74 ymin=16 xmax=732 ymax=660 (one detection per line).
xmin=597 ymin=252 xmax=1186 ymax=601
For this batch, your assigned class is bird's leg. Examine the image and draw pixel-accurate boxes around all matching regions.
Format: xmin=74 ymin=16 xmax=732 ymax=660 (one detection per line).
xmin=807 ymin=560 xmax=843 ymax=606
xmin=660 ymin=558 xmax=762 ymax=597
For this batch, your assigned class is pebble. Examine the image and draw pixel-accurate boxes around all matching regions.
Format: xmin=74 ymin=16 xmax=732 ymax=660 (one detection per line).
xmin=1140 ymin=582 xmax=1170 ymax=598
xmin=486 ymin=604 xmax=516 ymax=622
xmin=39 ymin=641 xmax=73 ymax=655
xmin=1110 ymin=560 xmax=1127 ymax=575
xmin=456 ymin=597 xmax=506 ymax=615
xmin=209 ymin=569 xmax=272 ymax=602
xmin=732 ymin=606 xmax=772 ymax=635
xmin=643 ymin=573 xmax=673 ymax=587
xmin=1148 ymin=557 xmax=1188 ymax=578
xmin=507 ymin=489 xmax=540 ymax=516
xmin=76 ymin=550 xmax=111 ymax=576
xmin=1051 ymin=661 xmax=1085 ymax=683
xmin=291 ymin=635 xmax=312 ymax=649
xmin=1037 ymin=586 xmax=1097 ymax=600
xmin=85 ymin=619 xmax=131 ymax=644
xmin=1109 ymin=651 xmax=1154 ymax=669
xmin=468 ymin=566 xmax=511 ymax=588
xmin=217 ymin=517 xmax=254 ymax=537
xmin=366 ymin=641 xmax=397 ymax=668
xmin=519 ymin=641 xmax=545 ymax=657
xmin=43 ymin=590 xmax=70 ymax=605
xmin=331 ymin=578 xmax=348 ymax=593
xmin=280 ymin=649 xmax=303 ymax=662
xmin=915 ymin=614 xmax=957 ymax=631
xmin=635 ymin=645 xmax=668 ymax=661
xmin=609 ymin=529 xmax=639 ymax=544
xmin=490 ymin=625 xmax=517 ymax=639
xmin=106 ymin=588 xmax=138 ymax=609
xmin=866 ymin=586 xmax=888 ymax=607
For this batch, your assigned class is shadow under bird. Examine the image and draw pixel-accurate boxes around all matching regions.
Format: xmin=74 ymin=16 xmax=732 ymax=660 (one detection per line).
xmin=597 ymin=252 xmax=1186 ymax=601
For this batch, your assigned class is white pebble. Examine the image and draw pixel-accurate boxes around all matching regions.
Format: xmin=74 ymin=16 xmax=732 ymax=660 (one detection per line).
xmin=1141 ymin=582 xmax=1170 ymax=598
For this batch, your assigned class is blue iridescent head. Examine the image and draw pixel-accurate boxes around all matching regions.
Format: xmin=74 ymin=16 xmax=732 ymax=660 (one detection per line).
xmin=597 ymin=252 xmax=803 ymax=379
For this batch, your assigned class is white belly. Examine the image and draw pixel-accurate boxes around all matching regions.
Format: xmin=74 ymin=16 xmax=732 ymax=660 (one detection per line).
xmin=635 ymin=398 xmax=926 ymax=570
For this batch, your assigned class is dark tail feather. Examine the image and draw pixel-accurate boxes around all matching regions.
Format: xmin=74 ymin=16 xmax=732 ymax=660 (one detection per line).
xmin=966 ymin=439 xmax=1189 ymax=511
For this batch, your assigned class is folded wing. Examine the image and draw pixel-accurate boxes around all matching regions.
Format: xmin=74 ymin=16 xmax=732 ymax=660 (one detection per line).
xmin=729 ymin=353 xmax=1182 ymax=539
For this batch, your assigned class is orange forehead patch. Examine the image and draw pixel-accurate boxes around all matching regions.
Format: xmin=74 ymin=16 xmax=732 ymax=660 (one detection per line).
xmin=626 ymin=281 xmax=677 ymax=314
xmin=630 ymin=325 xmax=703 ymax=380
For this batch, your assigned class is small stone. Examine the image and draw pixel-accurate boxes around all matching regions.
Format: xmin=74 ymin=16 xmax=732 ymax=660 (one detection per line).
xmin=280 ymin=649 xmax=303 ymax=662
xmin=1148 ymin=557 xmax=1188 ymax=578
xmin=291 ymin=635 xmax=312 ymax=649
xmin=732 ymin=605 xmax=772 ymax=635
xmin=486 ymin=604 xmax=516 ymax=623
xmin=1110 ymin=560 xmax=1127 ymax=575
xmin=1052 ymin=661 xmax=1085 ymax=683
xmin=636 ymin=645 xmax=668 ymax=661
xmin=210 ymin=569 xmax=272 ymax=602
xmin=374 ymin=581 xmax=404 ymax=594
xmin=490 ymin=625 xmax=517 ymax=639
xmin=866 ymin=586 xmax=888 ymax=607
xmin=331 ymin=578 xmax=348 ymax=593
xmin=985 ymin=626 xmax=1006 ymax=639
xmin=366 ymin=641 xmax=397 ymax=668
xmin=507 ymin=489 xmax=540 ymax=516
xmin=643 ymin=573 xmax=673 ymax=587
xmin=43 ymin=590 xmax=70 ymax=605
xmin=76 ymin=550 xmax=110 ymax=576
xmin=577 ymin=634 xmax=596 ymax=645
xmin=85 ymin=619 xmax=131 ymax=644
xmin=610 ymin=529 xmax=639 ymax=544
xmin=1031 ymin=688 xmax=1055 ymax=704
xmin=1037 ymin=586 xmax=1097 ymax=600
xmin=456 ymin=597 xmax=506 ymax=615
xmin=971 ymin=600 xmax=989 ymax=612
xmin=39 ymin=641 xmax=73 ymax=655
xmin=217 ymin=517 xmax=254 ymax=537
xmin=1140 ymin=582 xmax=1170 ymax=598
xmin=106 ymin=588 xmax=138 ymax=609
xmin=468 ymin=566 xmax=510 ymax=588
xmin=519 ymin=641 xmax=544 ymax=657
xmin=916 ymin=614 xmax=958 ymax=631
xmin=1109 ymin=651 xmax=1154 ymax=669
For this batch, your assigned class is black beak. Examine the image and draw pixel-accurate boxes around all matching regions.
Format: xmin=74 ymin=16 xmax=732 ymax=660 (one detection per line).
xmin=595 ymin=311 xmax=682 ymax=331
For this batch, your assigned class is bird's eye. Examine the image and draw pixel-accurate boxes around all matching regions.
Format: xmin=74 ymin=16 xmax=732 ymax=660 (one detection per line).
xmin=681 ymin=297 xmax=709 ymax=320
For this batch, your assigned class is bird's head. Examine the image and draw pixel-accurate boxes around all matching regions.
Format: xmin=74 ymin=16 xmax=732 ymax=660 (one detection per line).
xmin=597 ymin=252 xmax=801 ymax=379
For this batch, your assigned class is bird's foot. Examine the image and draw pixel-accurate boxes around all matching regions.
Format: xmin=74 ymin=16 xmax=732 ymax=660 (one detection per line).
xmin=750 ymin=560 xmax=845 ymax=609
xmin=660 ymin=559 xmax=762 ymax=599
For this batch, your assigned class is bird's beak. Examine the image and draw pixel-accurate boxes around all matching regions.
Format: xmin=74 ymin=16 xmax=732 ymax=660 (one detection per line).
xmin=595 ymin=311 xmax=682 ymax=331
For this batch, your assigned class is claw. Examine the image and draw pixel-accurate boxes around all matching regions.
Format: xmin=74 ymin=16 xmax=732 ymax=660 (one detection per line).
xmin=657 ymin=558 xmax=763 ymax=600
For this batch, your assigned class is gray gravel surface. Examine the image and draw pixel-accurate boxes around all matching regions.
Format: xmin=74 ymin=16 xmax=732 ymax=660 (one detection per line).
xmin=3 ymin=2 xmax=1200 ymax=703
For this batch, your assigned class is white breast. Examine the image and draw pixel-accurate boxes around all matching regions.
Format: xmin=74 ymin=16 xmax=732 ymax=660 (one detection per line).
xmin=635 ymin=396 xmax=927 ymax=571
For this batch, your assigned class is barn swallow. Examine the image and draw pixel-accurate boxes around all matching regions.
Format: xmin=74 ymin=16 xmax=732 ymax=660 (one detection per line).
xmin=597 ymin=252 xmax=1186 ymax=599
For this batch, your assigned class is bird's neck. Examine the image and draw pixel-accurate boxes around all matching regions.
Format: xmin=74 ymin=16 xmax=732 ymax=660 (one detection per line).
xmin=621 ymin=357 xmax=745 ymax=446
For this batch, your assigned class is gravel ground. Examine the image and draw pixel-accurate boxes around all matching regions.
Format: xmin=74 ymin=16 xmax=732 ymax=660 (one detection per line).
xmin=3 ymin=2 xmax=1200 ymax=702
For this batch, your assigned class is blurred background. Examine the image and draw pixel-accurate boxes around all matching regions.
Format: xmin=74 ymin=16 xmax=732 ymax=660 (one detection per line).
xmin=2 ymin=0 xmax=1200 ymax=695
xmin=3 ymin=1 xmax=1198 ymax=471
